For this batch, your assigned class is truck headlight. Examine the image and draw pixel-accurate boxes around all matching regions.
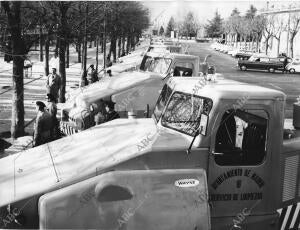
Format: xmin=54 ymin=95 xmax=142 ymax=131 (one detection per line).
xmin=90 ymin=104 xmax=94 ymax=112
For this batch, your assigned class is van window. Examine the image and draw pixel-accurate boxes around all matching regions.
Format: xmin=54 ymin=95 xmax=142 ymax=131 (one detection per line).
xmin=214 ymin=109 xmax=267 ymax=166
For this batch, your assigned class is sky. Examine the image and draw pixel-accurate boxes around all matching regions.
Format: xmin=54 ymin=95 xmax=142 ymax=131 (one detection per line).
xmin=142 ymin=0 xmax=297 ymax=27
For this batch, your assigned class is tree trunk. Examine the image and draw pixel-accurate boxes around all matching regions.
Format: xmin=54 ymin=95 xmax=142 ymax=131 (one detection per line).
xmin=11 ymin=54 xmax=25 ymax=138
xmin=94 ymin=39 xmax=96 ymax=47
xmin=110 ymin=36 xmax=117 ymax=62
xmin=77 ymin=43 xmax=81 ymax=63
xmin=118 ymin=37 xmax=121 ymax=58
xmin=121 ymin=36 xmax=125 ymax=55
xmin=82 ymin=5 xmax=88 ymax=72
xmin=265 ymin=37 xmax=269 ymax=55
xmin=39 ymin=25 xmax=43 ymax=62
xmin=2 ymin=1 xmax=25 ymax=138
xmin=103 ymin=21 xmax=107 ymax=69
xmin=131 ymin=34 xmax=135 ymax=51
xmin=276 ymin=37 xmax=281 ymax=56
xmin=66 ymin=43 xmax=69 ymax=68
xmin=55 ymin=37 xmax=59 ymax=55
xmin=44 ymin=32 xmax=50 ymax=76
xmin=58 ymin=4 xmax=69 ymax=103
xmin=96 ymin=35 xmax=99 ymax=72
xmin=101 ymin=34 xmax=104 ymax=53
xmin=256 ymin=35 xmax=260 ymax=52
xmin=290 ymin=36 xmax=295 ymax=58
xmin=126 ymin=35 xmax=130 ymax=54
xmin=89 ymin=38 xmax=92 ymax=48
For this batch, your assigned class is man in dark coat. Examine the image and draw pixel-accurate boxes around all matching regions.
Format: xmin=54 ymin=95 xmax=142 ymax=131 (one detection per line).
xmin=46 ymin=94 xmax=58 ymax=140
xmin=46 ymin=68 xmax=61 ymax=101
xmin=104 ymin=101 xmax=120 ymax=122
xmin=33 ymin=101 xmax=53 ymax=147
xmin=87 ymin=64 xmax=98 ymax=84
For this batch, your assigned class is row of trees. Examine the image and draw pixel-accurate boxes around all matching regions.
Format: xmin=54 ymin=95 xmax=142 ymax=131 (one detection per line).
xmin=164 ymin=12 xmax=199 ymax=39
xmin=205 ymin=5 xmax=300 ymax=57
xmin=0 ymin=1 xmax=150 ymax=138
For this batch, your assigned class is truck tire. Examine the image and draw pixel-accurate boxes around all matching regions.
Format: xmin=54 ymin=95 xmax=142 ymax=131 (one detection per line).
xmin=289 ymin=68 xmax=296 ymax=74
xmin=268 ymin=67 xmax=275 ymax=73
xmin=240 ymin=65 xmax=247 ymax=71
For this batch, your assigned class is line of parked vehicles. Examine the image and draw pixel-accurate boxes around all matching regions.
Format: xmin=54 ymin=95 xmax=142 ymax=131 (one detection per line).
xmin=211 ymin=42 xmax=300 ymax=74
xmin=0 ymin=37 xmax=299 ymax=229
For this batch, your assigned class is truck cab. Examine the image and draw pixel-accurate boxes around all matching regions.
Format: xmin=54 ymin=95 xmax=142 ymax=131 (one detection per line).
xmin=1 ymin=77 xmax=299 ymax=229
xmin=60 ymin=52 xmax=204 ymax=135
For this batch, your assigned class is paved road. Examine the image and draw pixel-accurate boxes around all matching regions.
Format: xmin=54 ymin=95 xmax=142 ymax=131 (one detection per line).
xmin=186 ymin=41 xmax=300 ymax=118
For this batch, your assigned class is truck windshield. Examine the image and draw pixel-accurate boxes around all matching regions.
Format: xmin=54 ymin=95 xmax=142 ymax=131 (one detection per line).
xmin=161 ymin=92 xmax=213 ymax=136
xmin=153 ymin=84 xmax=173 ymax=122
xmin=140 ymin=56 xmax=172 ymax=74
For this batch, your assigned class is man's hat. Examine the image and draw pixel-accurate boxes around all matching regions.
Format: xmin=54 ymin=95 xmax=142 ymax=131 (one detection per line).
xmin=36 ymin=101 xmax=46 ymax=109
xmin=90 ymin=64 xmax=94 ymax=68
xmin=52 ymin=67 xmax=57 ymax=71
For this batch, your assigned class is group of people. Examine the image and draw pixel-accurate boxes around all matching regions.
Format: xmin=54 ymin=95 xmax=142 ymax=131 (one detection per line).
xmin=94 ymin=100 xmax=120 ymax=125
xmin=33 ymin=59 xmax=118 ymax=146
xmin=33 ymin=67 xmax=61 ymax=147
xmin=33 ymin=94 xmax=58 ymax=147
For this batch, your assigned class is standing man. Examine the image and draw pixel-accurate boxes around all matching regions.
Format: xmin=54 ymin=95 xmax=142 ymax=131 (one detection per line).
xmin=46 ymin=94 xmax=58 ymax=140
xmin=104 ymin=101 xmax=120 ymax=122
xmin=87 ymin=64 xmax=98 ymax=84
xmin=46 ymin=68 xmax=61 ymax=101
xmin=33 ymin=101 xmax=53 ymax=147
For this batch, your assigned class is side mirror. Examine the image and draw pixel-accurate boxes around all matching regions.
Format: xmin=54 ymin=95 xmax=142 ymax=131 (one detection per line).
xmin=199 ymin=113 xmax=208 ymax=136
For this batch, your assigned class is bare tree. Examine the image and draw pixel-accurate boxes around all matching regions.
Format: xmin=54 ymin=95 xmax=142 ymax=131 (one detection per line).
xmin=263 ymin=15 xmax=276 ymax=55
xmin=273 ymin=14 xmax=287 ymax=56
xmin=289 ymin=13 xmax=300 ymax=58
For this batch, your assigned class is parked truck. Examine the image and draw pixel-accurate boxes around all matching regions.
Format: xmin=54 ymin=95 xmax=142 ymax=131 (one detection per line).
xmin=0 ymin=77 xmax=299 ymax=229
xmin=60 ymin=52 xmax=205 ymax=135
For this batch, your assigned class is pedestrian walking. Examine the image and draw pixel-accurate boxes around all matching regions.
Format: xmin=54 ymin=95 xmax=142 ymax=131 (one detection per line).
xmin=33 ymin=101 xmax=53 ymax=147
xmin=46 ymin=68 xmax=61 ymax=101
xmin=87 ymin=64 xmax=98 ymax=84
xmin=46 ymin=94 xmax=58 ymax=140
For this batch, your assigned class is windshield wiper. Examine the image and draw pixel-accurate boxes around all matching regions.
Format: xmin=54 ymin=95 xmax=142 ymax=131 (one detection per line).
xmin=186 ymin=128 xmax=200 ymax=155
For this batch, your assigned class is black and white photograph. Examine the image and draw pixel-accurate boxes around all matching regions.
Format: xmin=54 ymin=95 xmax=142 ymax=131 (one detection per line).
xmin=0 ymin=0 xmax=300 ymax=229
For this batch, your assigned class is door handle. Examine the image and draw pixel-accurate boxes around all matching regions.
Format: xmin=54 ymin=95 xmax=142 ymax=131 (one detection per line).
xmin=211 ymin=151 xmax=224 ymax=156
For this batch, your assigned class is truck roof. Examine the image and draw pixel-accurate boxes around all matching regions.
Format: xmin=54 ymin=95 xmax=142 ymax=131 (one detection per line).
xmin=169 ymin=77 xmax=286 ymax=101
xmin=146 ymin=52 xmax=198 ymax=60
xmin=77 ymin=71 xmax=162 ymax=105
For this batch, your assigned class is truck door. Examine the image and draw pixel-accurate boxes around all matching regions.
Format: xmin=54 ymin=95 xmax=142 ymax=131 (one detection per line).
xmin=208 ymin=104 xmax=273 ymax=218
xmin=39 ymin=169 xmax=210 ymax=229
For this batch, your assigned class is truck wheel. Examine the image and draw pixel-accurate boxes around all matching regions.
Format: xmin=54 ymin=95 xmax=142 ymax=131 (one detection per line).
xmin=240 ymin=65 xmax=247 ymax=71
xmin=268 ymin=67 xmax=275 ymax=73
xmin=289 ymin=68 xmax=296 ymax=74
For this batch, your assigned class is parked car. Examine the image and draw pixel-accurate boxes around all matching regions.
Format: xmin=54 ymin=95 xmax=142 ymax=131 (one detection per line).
xmin=286 ymin=59 xmax=300 ymax=73
xmin=238 ymin=55 xmax=285 ymax=72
